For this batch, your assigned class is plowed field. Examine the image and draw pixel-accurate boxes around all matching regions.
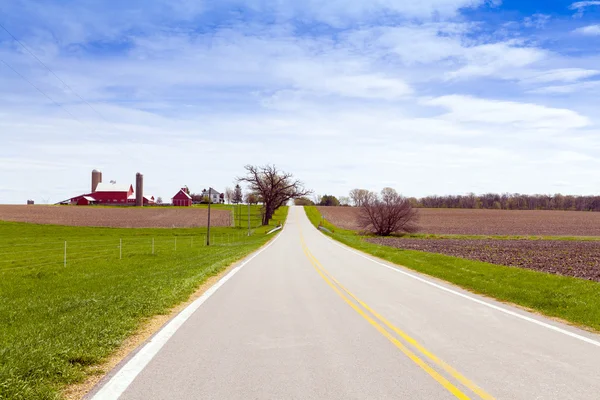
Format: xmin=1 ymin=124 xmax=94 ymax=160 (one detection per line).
xmin=0 ymin=205 xmax=231 ymax=228
xmin=317 ymin=207 xmax=600 ymax=236
xmin=366 ymin=237 xmax=600 ymax=281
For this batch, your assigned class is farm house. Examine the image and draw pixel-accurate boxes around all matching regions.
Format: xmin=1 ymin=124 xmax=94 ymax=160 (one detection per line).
xmin=172 ymin=188 xmax=193 ymax=206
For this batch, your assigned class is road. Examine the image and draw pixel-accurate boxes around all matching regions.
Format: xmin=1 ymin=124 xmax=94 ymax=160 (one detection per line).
xmin=90 ymin=206 xmax=600 ymax=400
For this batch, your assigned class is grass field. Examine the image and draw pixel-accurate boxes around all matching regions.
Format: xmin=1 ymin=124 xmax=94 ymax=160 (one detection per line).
xmin=193 ymin=203 xmax=266 ymax=229
xmin=304 ymin=206 xmax=600 ymax=333
xmin=0 ymin=206 xmax=287 ymax=400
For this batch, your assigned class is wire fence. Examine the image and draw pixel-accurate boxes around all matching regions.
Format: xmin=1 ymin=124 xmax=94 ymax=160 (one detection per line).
xmin=0 ymin=231 xmax=258 ymax=273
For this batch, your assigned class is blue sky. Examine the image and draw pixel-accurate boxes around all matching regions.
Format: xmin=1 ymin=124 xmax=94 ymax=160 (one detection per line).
xmin=1 ymin=0 xmax=600 ymax=203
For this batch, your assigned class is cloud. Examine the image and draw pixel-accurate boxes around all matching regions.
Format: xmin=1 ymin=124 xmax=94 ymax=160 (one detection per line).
xmin=529 ymin=80 xmax=600 ymax=94
xmin=445 ymin=42 xmax=547 ymax=80
xmin=570 ymin=1 xmax=600 ymax=17
xmin=525 ymin=68 xmax=600 ymax=83
xmin=523 ymin=14 xmax=551 ymax=29
xmin=235 ymin=0 xmax=494 ymax=25
xmin=422 ymin=95 xmax=591 ymax=130
xmin=573 ymin=24 xmax=600 ymax=35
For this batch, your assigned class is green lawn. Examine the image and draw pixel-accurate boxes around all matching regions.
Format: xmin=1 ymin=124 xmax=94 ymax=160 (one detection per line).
xmin=0 ymin=206 xmax=287 ymax=400
xmin=304 ymin=206 xmax=600 ymax=332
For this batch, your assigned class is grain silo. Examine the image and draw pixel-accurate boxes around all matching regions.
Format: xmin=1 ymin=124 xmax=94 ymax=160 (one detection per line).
xmin=92 ymin=169 xmax=102 ymax=192
xmin=135 ymin=173 xmax=143 ymax=207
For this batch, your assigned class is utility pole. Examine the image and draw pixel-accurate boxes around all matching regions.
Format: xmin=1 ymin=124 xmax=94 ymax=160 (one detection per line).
xmin=206 ymin=188 xmax=211 ymax=246
xmin=248 ymin=202 xmax=250 ymax=236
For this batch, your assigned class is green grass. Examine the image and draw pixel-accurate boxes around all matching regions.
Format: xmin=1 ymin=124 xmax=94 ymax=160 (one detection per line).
xmin=193 ymin=204 xmax=265 ymax=229
xmin=304 ymin=206 xmax=600 ymax=332
xmin=0 ymin=206 xmax=287 ymax=400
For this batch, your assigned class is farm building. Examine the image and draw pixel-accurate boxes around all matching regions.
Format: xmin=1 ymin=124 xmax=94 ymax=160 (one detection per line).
xmin=172 ymin=188 xmax=192 ymax=206
xmin=200 ymin=188 xmax=224 ymax=204
xmin=65 ymin=170 xmax=154 ymax=206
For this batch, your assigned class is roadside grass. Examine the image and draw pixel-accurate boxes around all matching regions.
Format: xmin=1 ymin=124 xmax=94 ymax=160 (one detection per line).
xmin=0 ymin=207 xmax=287 ymax=400
xmin=304 ymin=206 xmax=600 ymax=332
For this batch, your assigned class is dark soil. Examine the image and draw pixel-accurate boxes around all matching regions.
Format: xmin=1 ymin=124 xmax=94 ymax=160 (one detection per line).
xmin=366 ymin=237 xmax=600 ymax=282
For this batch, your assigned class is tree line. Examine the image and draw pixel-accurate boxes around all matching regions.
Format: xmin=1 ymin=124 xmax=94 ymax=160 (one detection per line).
xmin=414 ymin=193 xmax=600 ymax=211
xmin=310 ymin=190 xmax=600 ymax=212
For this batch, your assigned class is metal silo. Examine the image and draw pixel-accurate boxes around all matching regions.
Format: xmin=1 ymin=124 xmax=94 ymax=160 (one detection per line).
xmin=136 ymin=173 xmax=143 ymax=207
xmin=92 ymin=169 xmax=102 ymax=192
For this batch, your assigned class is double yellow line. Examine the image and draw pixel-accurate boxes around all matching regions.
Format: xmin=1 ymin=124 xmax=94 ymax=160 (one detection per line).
xmin=298 ymin=228 xmax=493 ymax=400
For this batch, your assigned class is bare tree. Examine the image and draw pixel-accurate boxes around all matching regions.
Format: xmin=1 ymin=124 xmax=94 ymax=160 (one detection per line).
xmin=349 ymin=188 xmax=371 ymax=207
xmin=338 ymin=196 xmax=351 ymax=206
xmin=238 ymin=164 xmax=311 ymax=225
xmin=156 ymin=197 xmax=163 ymax=205
xmin=358 ymin=188 xmax=419 ymax=236
xmin=224 ymin=187 xmax=233 ymax=204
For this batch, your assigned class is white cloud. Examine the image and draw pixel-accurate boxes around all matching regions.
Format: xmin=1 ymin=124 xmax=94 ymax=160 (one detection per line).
xmin=523 ymin=14 xmax=551 ymax=29
xmin=573 ymin=24 xmax=600 ymax=35
xmin=422 ymin=95 xmax=591 ymax=130
xmin=529 ymin=80 xmax=600 ymax=94
xmin=570 ymin=1 xmax=600 ymax=17
xmin=445 ymin=42 xmax=547 ymax=80
xmin=525 ymin=68 xmax=600 ymax=83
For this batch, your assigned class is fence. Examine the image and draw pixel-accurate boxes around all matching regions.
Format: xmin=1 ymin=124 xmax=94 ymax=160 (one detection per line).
xmin=0 ymin=231 xmax=256 ymax=273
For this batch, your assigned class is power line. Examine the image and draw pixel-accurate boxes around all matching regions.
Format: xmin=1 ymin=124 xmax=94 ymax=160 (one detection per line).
xmin=1 ymin=58 xmax=83 ymax=122
xmin=0 ymin=21 xmax=115 ymax=125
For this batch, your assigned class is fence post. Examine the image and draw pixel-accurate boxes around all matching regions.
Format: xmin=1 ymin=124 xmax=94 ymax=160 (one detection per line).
xmin=152 ymin=238 xmax=154 ymax=255
xmin=120 ymin=239 xmax=122 ymax=260
xmin=64 ymin=241 xmax=67 ymax=267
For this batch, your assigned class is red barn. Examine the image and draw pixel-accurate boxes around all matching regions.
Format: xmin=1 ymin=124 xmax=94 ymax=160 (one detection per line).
xmin=70 ymin=183 xmax=133 ymax=205
xmin=172 ymin=188 xmax=192 ymax=206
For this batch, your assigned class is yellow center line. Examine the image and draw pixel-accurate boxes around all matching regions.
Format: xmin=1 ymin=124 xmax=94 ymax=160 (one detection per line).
xmin=298 ymin=235 xmax=471 ymax=399
xmin=304 ymin=243 xmax=494 ymax=400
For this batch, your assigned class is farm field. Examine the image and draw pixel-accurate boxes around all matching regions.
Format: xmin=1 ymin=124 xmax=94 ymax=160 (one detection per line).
xmin=0 ymin=205 xmax=231 ymax=228
xmin=0 ymin=207 xmax=287 ymax=400
xmin=305 ymin=206 xmax=600 ymax=333
xmin=367 ymin=238 xmax=600 ymax=282
xmin=317 ymin=206 xmax=600 ymax=236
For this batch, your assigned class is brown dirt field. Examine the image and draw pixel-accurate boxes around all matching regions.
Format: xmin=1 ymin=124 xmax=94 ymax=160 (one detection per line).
xmin=0 ymin=205 xmax=231 ymax=228
xmin=317 ymin=207 xmax=600 ymax=236
xmin=366 ymin=237 xmax=600 ymax=282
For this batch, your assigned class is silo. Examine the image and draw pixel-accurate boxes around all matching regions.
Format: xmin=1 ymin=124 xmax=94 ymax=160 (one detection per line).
xmin=92 ymin=169 xmax=102 ymax=192
xmin=135 ymin=173 xmax=143 ymax=207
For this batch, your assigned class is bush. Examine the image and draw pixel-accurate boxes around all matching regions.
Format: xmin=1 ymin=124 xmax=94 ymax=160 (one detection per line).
xmin=358 ymin=188 xmax=419 ymax=236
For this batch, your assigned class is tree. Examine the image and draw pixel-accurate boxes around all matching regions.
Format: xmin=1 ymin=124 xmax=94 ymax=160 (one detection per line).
xmin=294 ymin=197 xmax=315 ymax=206
xmin=156 ymin=197 xmax=163 ymax=205
xmin=358 ymin=188 xmax=419 ymax=236
xmin=349 ymin=188 xmax=371 ymax=207
xmin=339 ymin=196 xmax=351 ymax=206
xmin=238 ymin=164 xmax=311 ymax=225
xmin=225 ymin=187 xmax=234 ymax=204
xmin=245 ymin=192 xmax=259 ymax=205
xmin=233 ymin=184 xmax=243 ymax=204
xmin=319 ymin=195 xmax=340 ymax=206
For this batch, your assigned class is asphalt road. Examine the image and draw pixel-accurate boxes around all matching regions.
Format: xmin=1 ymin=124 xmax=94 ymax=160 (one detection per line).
xmin=90 ymin=206 xmax=600 ymax=400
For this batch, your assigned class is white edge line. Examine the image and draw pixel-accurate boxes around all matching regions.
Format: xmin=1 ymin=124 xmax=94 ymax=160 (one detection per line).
xmin=90 ymin=229 xmax=284 ymax=400
xmin=318 ymin=228 xmax=600 ymax=348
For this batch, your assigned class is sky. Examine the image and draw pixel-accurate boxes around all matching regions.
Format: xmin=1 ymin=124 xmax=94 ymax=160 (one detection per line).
xmin=1 ymin=0 xmax=600 ymax=204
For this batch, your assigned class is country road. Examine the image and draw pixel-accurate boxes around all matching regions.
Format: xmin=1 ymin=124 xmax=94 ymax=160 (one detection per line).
xmin=90 ymin=206 xmax=600 ymax=400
